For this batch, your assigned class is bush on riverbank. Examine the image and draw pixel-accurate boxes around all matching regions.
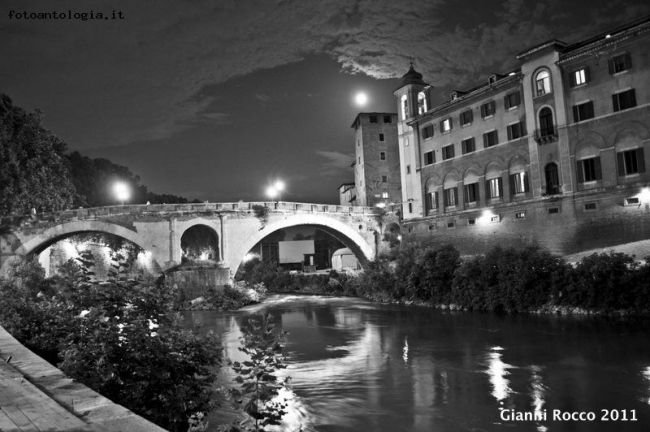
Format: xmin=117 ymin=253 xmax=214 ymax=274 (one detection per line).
xmin=239 ymin=245 xmax=650 ymax=314
xmin=0 ymin=256 xmax=222 ymax=431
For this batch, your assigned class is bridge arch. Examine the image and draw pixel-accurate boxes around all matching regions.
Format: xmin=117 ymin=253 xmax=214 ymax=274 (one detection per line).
xmin=1 ymin=220 xmax=161 ymax=275
xmin=230 ymin=213 xmax=376 ymax=274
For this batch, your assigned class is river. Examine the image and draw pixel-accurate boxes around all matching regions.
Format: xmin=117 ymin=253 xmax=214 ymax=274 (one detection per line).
xmin=182 ymin=294 xmax=650 ymax=431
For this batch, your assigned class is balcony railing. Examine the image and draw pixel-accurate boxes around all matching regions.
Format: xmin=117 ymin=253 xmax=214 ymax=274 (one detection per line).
xmin=534 ymin=126 xmax=558 ymax=144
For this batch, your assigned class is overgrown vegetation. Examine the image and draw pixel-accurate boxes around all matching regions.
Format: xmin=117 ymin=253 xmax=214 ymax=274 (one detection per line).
xmin=0 ymin=255 xmax=222 ymax=431
xmin=240 ymin=245 xmax=650 ymax=315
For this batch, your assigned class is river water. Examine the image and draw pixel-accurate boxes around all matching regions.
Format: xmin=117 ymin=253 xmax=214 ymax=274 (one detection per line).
xmin=183 ymin=294 xmax=650 ymax=432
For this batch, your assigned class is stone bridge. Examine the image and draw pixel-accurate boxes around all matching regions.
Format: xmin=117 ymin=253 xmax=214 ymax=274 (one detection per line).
xmin=0 ymin=201 xmax=398 ymax=278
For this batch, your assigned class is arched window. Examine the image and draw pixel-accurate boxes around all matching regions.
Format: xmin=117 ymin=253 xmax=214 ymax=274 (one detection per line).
xmin=544 ymin=163 xmax=560 ymax=195
xmin=417 ymin=92 xmax=427 ymax=115
xmin=401 ymin=95 xmax=409 ymax=119
xmin=535 ymin=70 xmax=551 ymax=96
xmin=539 ymin=107 xmax=554 ymax=137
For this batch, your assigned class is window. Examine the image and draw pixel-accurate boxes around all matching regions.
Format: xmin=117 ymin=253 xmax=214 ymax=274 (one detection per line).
xmin=510 ymin=172 xmax=529 ymax=194
xmin=428 ymin=224 xmax=437 ymax=230
xmin=480 ymin=101 xmax=496 ymax=118
xmin=408 ymin=202 xmax=413 ymax=213
xmin=460 ymin=110 xmax=473 ymax=125
xmin=504 ymin=91 xmax=521 ymax=109
xmin=444 ymin=187 xmax=458 ymax=207
xmin=577 ymin=157 xmax=602 ymax=182
xmin=401 ymin=95 xmax=409 ymax=119
xmin=573 ymin=101 xmax=595 ymax=122
xmin=369 ymin=115 xmax=378 ymax=123
xmin=379 ymin=133 xmax=385 ymax=142
xmin=609 ymin=53 xmax=632 ymax=74
xmin=383 ymin=115 xmax=392 ymax=123
xmin=406 ymin=165 xmax=411 ymax=174
xmin=612 ymin=89 xmax=637 ymax=112
xmin=483 ymin=130 xmax=498 ymax=148
xmin=380 ymin=151 xmax=386 ymax=160
xmin=464 ymin=183 xmax=479 ymax=204
xmin=544 ymin=163 xmax=560 ymax=195
xmin=441 ymin=118 xmax=452 ymax=133
xmin=571 ymin=67 xmax=590 ymax=87
xmin=442 ymin=144 xmax=455 ymax=160
xmin=487 ymin=177 xmax=502 ymax=198
xmin=424 ymin=151 xmax=435 ymax=165
xmin=548 ymin=207 xmax=560 ymax=214
xmin=405 ymin=137 xmax=409 ymax=147
xmin=617 ymin=148 xmax=645 ymax=176
xmin=382 ymin=175 xmax=387 ymax=183
xmin=425 ymin=192 xmax=438 ymax=214
xmin=461 ymin=137 xmax=476 ymax=154
xmin=422 ymin=124 xmax=434 ymax=139
xmin=535 ymin=70 xmax=551 ymax=96
xmin=539 ymin=107 xmax=555 ymax=136
xmin=626 ymin=197 xmax=640 ymax=206
xmin=418 ymin=92 xmax=428 ymax=114
xmin=382 ymin=192 xmax=389 ymax=199
xmin=447 ymin=221 xmax=456 ymax=229
xmin=584 ymin=202 xmax=597 ymax=211
xmin=507 ymin=122 xmax=524 ymax=140
xmin=515 ymin=211 xmax=526 ymax=219
xmin=358 ymin=156 xmax=361 ymax=164
xmin=468 ymin=218 xmax=476 ymax=226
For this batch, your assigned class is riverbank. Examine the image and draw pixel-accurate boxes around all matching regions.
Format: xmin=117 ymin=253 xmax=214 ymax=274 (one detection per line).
xmin=0 ymin=324 xmax=165 ymax=432
xmin=240 ymin=243 xmax=650 ymax=317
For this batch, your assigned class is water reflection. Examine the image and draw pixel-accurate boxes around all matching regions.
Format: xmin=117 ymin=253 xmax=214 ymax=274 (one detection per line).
xmin=184 ymin=295 xmax=650 ymax=431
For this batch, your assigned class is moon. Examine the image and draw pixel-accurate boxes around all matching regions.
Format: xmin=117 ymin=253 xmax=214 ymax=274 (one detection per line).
xmin=354 ymin=92 xmax=368 ymax=106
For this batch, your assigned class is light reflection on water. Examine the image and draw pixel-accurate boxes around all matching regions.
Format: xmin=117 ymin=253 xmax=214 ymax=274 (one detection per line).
xmin=184 ymin=295 xmax=650 ymax=431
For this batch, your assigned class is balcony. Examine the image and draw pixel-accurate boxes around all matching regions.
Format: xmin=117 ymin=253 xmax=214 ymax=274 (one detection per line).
xmin=534 ymin=126 xmax=557 ymax=144
xmin=542 ymin=185 xmax=562 ymax=196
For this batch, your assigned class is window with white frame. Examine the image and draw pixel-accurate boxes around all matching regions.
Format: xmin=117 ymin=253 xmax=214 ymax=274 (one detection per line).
xmin=441 ymin=118 xmax=452 ymax=133
xmin=535 ymin=70 xmax=551 ymax=96
xmin=571 ymin=67 xmax=590 ymax=86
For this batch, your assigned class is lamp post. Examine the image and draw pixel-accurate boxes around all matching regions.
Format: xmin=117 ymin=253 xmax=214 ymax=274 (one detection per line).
xmin=113 ymin=181 xmax=131 ymax=205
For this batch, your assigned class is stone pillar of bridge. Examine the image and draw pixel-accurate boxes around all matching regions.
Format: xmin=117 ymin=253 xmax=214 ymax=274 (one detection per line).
xmin=220 ymin=214 xmax=227 ymax=264
xmin=169 ymin=218 xmax=180 ymax=265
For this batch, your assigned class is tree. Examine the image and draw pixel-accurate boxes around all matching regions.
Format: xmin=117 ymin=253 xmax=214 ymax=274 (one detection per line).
xmin=0 ymin=94 xmax=76 ymax=215
xmin=228 ymin=315 xmax=290 ymax=431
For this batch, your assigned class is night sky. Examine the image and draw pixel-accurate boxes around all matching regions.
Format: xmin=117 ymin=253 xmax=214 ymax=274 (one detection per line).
xmin=2 ymin=0 xmax=649 ymax=204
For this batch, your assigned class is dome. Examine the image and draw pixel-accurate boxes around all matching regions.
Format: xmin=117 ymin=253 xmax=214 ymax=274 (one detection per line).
xmin=399 ymin=64 xmax=427 ymax=87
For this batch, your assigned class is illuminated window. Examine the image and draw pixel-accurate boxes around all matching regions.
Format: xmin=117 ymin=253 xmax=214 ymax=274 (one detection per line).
xmin=382 ymin=192 xmax=389 ymax=198
xmin=418 ymin=92 xmax=428 ymax=114
xmin=571 ymin=67 xmax=590 ymax=86
xmin=487 ymin=178 xmax=502 ymax=198
xmin=535 ymin=70 xmax=551 ymax=96
xmin=425 ymin=192 xmax=438 ymax=214
xmin=510 ymin=172 xmax=529 ymax=194
xmin=401 ymin=95 xmax=409 ymax=119
xmin=441 ymin=118 xmax=452 ymax=133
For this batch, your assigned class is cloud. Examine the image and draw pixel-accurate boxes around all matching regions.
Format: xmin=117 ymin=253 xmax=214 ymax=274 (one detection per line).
xmin=2 ymin=0 xmax=648 ymax=150
xmin=315 ymin=150 xmax=354 ymax=176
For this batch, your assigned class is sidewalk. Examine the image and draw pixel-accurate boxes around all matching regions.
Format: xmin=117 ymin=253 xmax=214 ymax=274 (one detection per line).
xmin=0 ymin=325 xmax=166 ymax=431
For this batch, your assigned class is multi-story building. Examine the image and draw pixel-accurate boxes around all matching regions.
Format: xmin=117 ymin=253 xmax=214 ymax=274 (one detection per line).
xmin=395 ymin=16 xmax=650 ymax=255
xmin=350 ymin=112 xmax=402 ymax=208
xmin=338 ymin=182 xmax=357 ymax=206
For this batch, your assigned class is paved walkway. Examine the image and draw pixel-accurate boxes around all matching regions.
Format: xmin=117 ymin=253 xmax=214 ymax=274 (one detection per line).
xmin=0 ymin=325 xmax=166 ymax=431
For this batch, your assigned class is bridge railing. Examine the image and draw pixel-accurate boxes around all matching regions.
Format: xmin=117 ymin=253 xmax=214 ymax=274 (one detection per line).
xmin=3 ymin=201 xmax=393 ymax=225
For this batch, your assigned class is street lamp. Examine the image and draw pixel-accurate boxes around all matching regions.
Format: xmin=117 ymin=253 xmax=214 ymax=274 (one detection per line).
xmin=113 ymin=181 xmax=131 ymax=205
xmin=266 ymin=180 xmax=285 ymax=203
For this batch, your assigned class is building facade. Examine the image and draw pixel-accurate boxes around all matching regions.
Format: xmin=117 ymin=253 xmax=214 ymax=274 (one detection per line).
xmin=351 ymin=112 xmax=402 ymax=208
xmin=338 ymin=182 xmax=357 ymax=206
xmin=396 ymin=17 xmax=650 ymax=255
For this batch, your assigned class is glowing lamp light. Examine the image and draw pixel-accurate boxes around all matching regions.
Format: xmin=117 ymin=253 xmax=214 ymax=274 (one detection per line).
xmin=266 ymin=179 xmax=286 ymax=201
xmin=113 ymin=181 xmax=131 ymax=204
xmin=266 ymin=186 xmax=278 ymax=199
xmin=637 ymin=187 xmax=650 ymax=203
xmin=274 ymin=180 xmax=285 ymax=192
